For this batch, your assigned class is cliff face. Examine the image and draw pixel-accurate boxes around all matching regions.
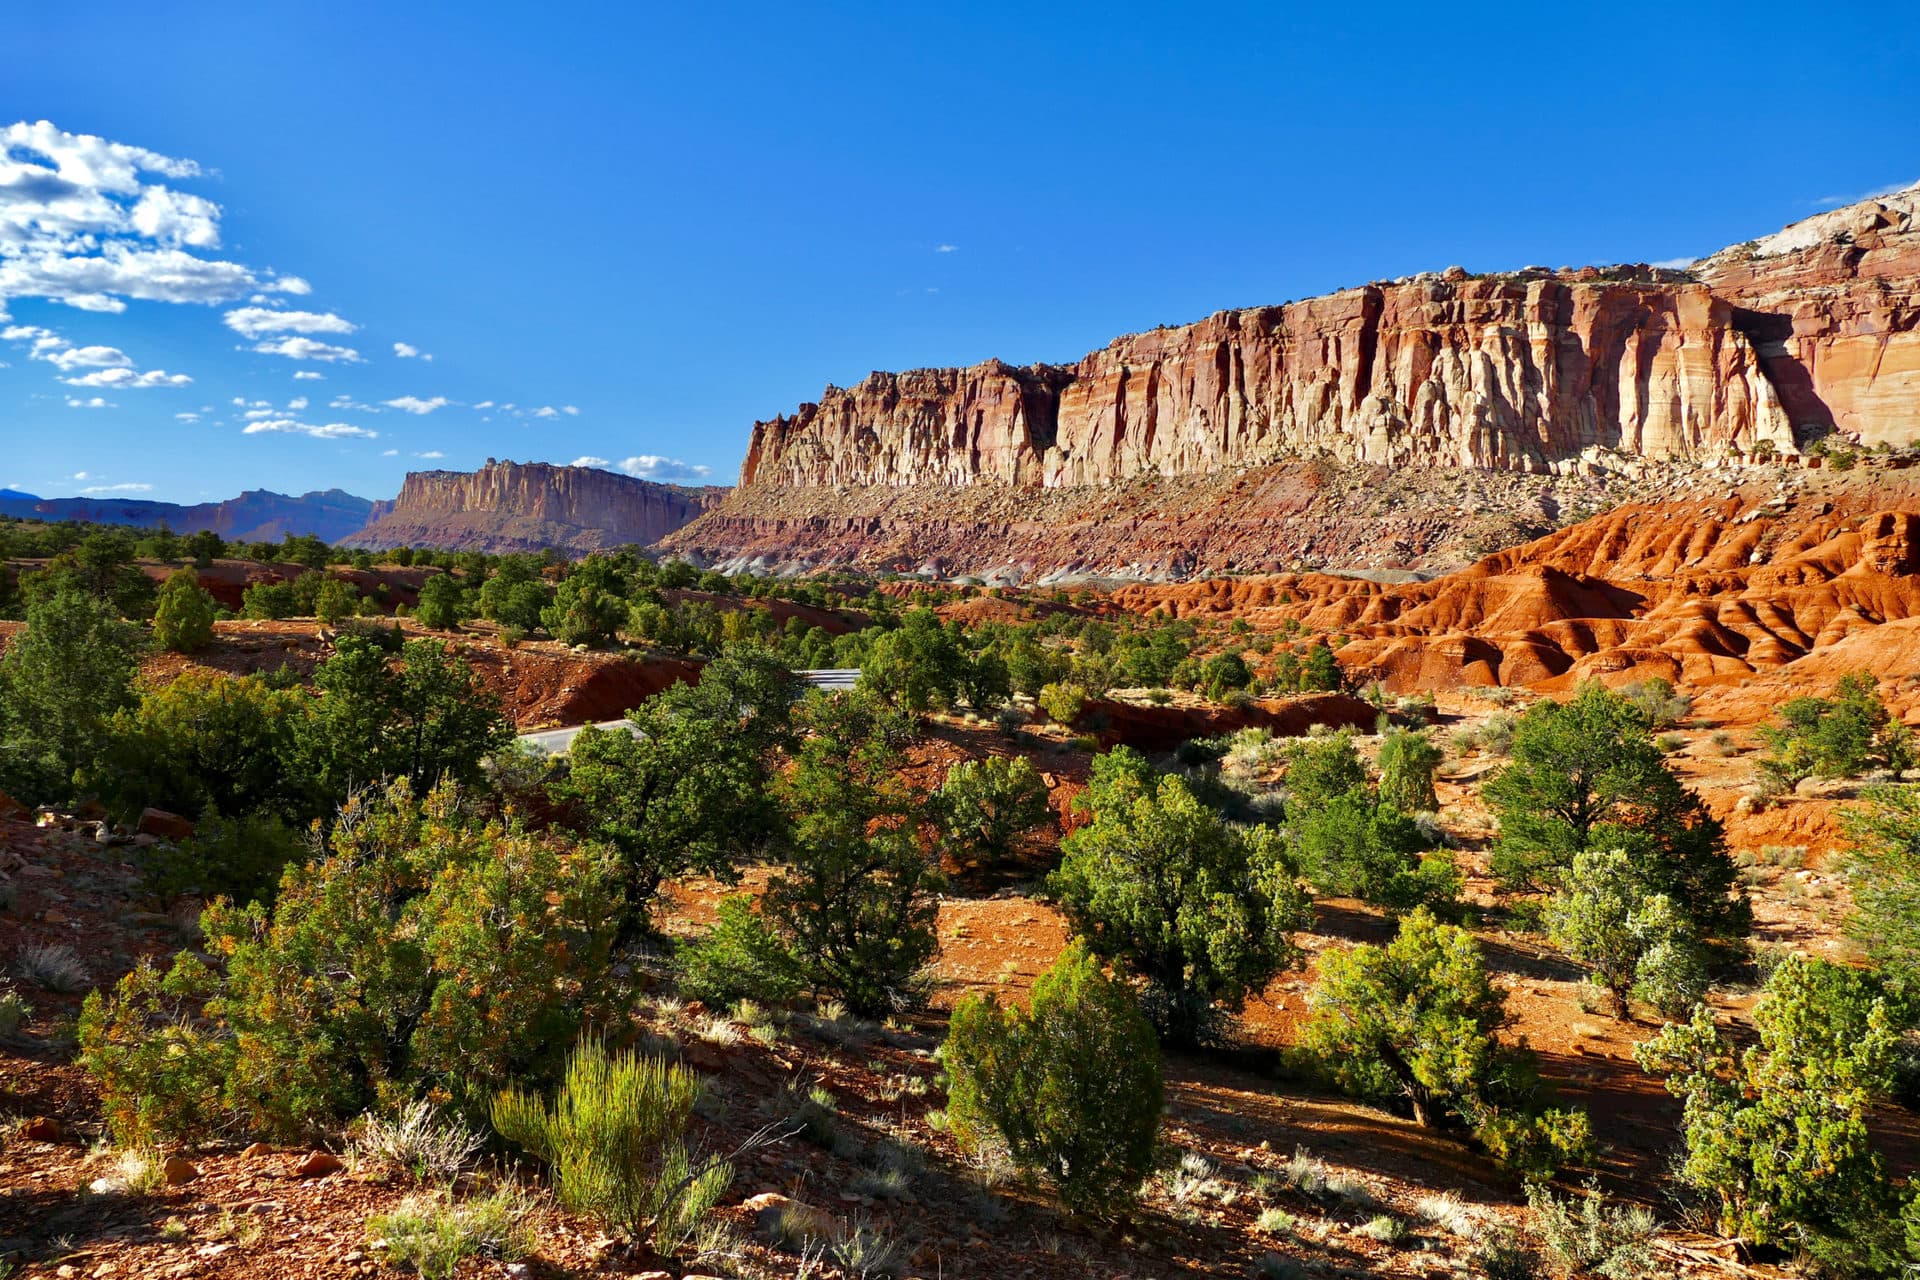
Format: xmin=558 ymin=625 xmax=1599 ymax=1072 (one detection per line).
xmin=345 ymin=460 xmax=726 ymax=554
xmin=0 ymin=488 xmax=374 ymax=543
xmin=744 ymin=270 xmax=1800 ymax=490
xmin=681 ymin=183 xmax=1920 ymax=578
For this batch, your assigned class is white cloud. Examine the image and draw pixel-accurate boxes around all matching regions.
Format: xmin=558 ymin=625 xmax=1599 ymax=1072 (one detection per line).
xmin=563 ymin=405 xmax=580 ymax=416
xmin=241 ymin=418 xmax=377 ymax=439
xmin=292 ymin=370 xmax=324 ymax=380
xmin=72 ymin=471 xmax=89 ymax=480
xmin=934 ymin=243 xmax=958 ymax=253
xmin=251 ymin=336 xmax=360 ymax=362
xmin=414 ymin=450 xmax=445 ymax=459
xmin=472 ymin=400 xmax=494 ymax=409
xmin=383 ymin=394 xmax=449 ymax=415
xmin=267 ymin=275 xmax=311 ymax=295
xmin=329 ymin=394 xmax=379 ymax=411
xmin=393 ymin=341 xmax=432 ymax=360
xmin=570 ymin=455 xmax=611 ymax=468
xmin=531 ymin=405 xmax=559 ymax=419
xmin=242 ymin=407 xmax=277 ymax=419
xmin=0 ymin=121 xmax=287 ymax=311
xmin=62 ymin=366 xmax=191 ymax=388
xmin=1812 ymin=178 xmax=1920 ymax=208
xmin=65 ymin=395 xmax=112 ymax=408
xmin=174 ymin=411 xmax=199 ymax=422
xmin=223 ymin=306 xmax=357 ymax=339
xmin=45 ymin=343 xmax=131 ymax=370
xmin=79 ymin=481 xmax=152 ymax=493
xmin=1650 ymin=256 xmax=1697 ymax=270
xmin=288 ymin=395 xmax=308 ymax=410
xmin=618 ymin=455 xmax=712 ymax=482
xmin=380 ymin=448 xmax=399 ymax=456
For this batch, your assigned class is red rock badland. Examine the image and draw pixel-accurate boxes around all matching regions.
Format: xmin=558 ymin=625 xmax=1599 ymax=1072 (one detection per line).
xmin=666 ymin=183 xmax=1920 ymax=578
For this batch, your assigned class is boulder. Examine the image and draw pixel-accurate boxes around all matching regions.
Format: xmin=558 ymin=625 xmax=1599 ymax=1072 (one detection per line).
xmin=137 ymin=808 xmax=196 ymax=842
xmin=162 ymin=1155 xmax=200 ymax=1186
xmin=293 ymin=1150 xmax=345 ymax=1178
xmin=744 ymin=1191 xmax=838 ymax=1246
xmin=19 ymin=1116 xmax=62 ymax=1142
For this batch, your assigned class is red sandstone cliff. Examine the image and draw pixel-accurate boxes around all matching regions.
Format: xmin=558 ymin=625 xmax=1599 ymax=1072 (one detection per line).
xmin=673 ymin=184 xmax=1920 ymax=577
xmin=345 ymin=460 xmax=726 ymax=554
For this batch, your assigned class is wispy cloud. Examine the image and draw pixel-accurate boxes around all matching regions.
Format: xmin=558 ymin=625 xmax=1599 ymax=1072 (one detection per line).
xmin=251 ymin=336 xmax=361 ymax=363
xmin=79 ymin=481 xmax=152 ymax=493
xmin=570 ymin=455 xmax=611 ymax=468
xmin=618 ymin=454 xmax=711 ymax=482
xmin=222 ymin=306 xmax=357 ymax=339
xmin=934 ymin=243 xmax=958 ymax=253
xmin=65 ymin=395 xmax=112 ymax=408
xmin=241 ymin=418 xmax=377 ymax=439
xmin=1811 ymin=177 xmax=1920 ymax=208
xmin=383 ymin=395 xmax=449 ymax=415
xmin=63 ymin=366 xmax=191 ymax=388
xmin=393 ymin=341 xmax=432 ymax=360
xmin=292 ymin=370 xmax=324 ymax=381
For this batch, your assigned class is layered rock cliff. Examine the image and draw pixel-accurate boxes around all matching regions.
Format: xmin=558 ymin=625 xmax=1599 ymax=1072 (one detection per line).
xmin=0 ymin=488 xmax=374 ymax=544
xmin=677 ymin=184 xmax=1920 ymax=578
xmin=344 ymin=460 xmax=725 ymax=554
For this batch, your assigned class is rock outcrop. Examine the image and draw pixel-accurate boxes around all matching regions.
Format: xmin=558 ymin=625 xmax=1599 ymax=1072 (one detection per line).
xmin=0 ymin=488 xmax=375 ymax=544
xmin=345 ymin=459 xmax=726 ymax=554
xmin=679 ymin=183 xmax=1920 ymax=577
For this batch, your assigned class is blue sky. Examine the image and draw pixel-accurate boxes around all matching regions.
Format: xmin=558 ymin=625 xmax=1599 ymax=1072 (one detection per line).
xmin=4 ymin=1 xmax=1916 ymax=504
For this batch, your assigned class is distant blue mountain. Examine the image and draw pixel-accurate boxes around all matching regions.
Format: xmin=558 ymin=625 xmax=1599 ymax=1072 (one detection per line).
xmin=0 ymin=487 xmax=377 ymax=543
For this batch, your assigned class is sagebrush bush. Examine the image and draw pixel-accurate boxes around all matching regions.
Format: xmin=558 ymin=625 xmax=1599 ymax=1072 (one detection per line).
xmin=1526 ymin=1182 xmax=1657 ymax=1279
xmin=492 ymin=1039 xmax=729 ymax=1252
xmin=366 ymin=1185 xmax=534 ymax=1280
xmin=945 ymin=943 xmax=1163 ymax=1217
xmin=16 ymin=942 xmax=89 ymax=993
xmin=353 ymin=1099 xmax=485 ymax=1182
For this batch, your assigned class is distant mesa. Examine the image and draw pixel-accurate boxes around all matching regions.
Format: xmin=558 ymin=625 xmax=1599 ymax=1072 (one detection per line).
xmin=341 ymin=458 xmax=727 ymax=554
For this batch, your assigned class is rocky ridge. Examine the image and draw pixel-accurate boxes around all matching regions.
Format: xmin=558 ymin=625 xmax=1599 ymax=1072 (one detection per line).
xmin=344 ymin=459 xmax=726 ymax=554
xmin=0 ymin=487 xmax=375 ymax=544
xmin=673 ymin=183 xmax=1920 ymax=578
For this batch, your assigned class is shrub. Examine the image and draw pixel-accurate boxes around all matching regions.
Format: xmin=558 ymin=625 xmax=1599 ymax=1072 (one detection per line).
xmin=1636 ymin=954 xmax=1901 ymax=1271
xmin=1302 ymin=909 xmax=1590 ymax=1175
xmin=139 ymin=807 xmax=308 ymax=908
xmin=17 ymin=942 xmax=90 ymax=993
xmin=0 ymin=980 xmax=30 ymax=1037
xmin=1050 ymin=762 xmax=1310 ymax=1046
xmin=1546 ymin=849 xmax=1708 ymax=1018
xmin=353 ymin=1099 xmax=485 ymax=1181
xmin=555 ymin=647 xmax=795 ymax=940
xmin=1485 ymin=682 xmax=1746 ymax=938
xmin=1526 ymin=1181 xmax=1658 ymax=1280
xmin=934 ymin=755 xmax=1052 ymax=868
xmin=1377 ymin=727 xmax=1442 ymax=814
xmin=1844 ymin=784 xmax=1920 ymax=1002
xmin=0 ymin=588 xmax=141 ymax=804
xmin=240 ymin=579 xmax=296 ymax=620
xmin=540 ymin=558 xmax=629 ymax=648
xmin=100 ymin=669 xmax=305 ymax=824
xmin=1037 ymin=681 xmax=1087 ymax=726
xmin=1290 ymin=791 xmax=1458 ymax=911
xmin=151 ymin=568 xmax=217 ymax=653
xmin=945 ymin=943 xmax=1163 ymax=1217
xmin=294 ymin=635 xmax=514 ymax=806
xmin=78 ymin=953 xmax=234 ymax=1146
xmin=1619 ymin=677 xmax=1692 ymax=730
xmin=412 ymin=572 xmax=467 ymax=631
xmin=366 ymin=1185 xmax=534 ymax=1280
xmin=1282 ymin=730 xmax=1367 ymax=811
xmin=492 ymin=1040 xmax=729 ymax=1252
xmin=763 ymin=693 xmax=940 ymax=1016
xmin=204 ymin=781 xmax=621 ymax=1134
xmin=675 ymin=895 xmax=803 ymax=1008
xmin=1757 ymin=673 xmax=1912 ymax=786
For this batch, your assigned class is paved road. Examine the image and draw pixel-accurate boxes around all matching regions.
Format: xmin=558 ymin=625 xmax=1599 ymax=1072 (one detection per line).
xmin=516 ymin=668 xmax=860 ymax=756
